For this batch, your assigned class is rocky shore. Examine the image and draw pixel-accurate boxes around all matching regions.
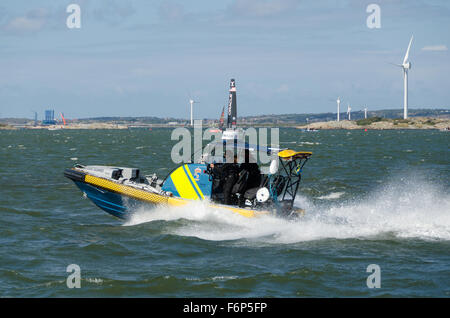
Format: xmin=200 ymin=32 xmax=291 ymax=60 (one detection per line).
xmin=51 ymin=123 xmax=129 ymax=130
xmin=297 ymin=117 xmax=450 ymax=130
xmin=0 ymin=124 xmax=16 ymax=130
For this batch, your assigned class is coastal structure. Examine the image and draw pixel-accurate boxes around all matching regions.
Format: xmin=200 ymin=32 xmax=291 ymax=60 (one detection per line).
xmin=42 ymin=109 xmax=57 ymax=125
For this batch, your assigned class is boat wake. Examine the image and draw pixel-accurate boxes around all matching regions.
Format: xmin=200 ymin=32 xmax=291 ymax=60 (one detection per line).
xmin=123 ymin=174 xmax=450 ymax=243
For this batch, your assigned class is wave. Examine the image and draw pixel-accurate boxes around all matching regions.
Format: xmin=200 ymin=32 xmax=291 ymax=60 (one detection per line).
xmin=123 ymin=173 xmax=450 ymax=243
xmin=317 ymin=192 xmax=345 ymax=200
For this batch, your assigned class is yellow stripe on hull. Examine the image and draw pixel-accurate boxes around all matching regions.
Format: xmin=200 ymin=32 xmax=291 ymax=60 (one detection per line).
xmin=83 ymin=173 xmax=267 ymax=218
xmin=170 ymin=165 xmax=201 ymax=200
xmin=184 ymin=165 xmax=204 ymax=200
xmin=85 ymin=174 xmax=168 ymax=205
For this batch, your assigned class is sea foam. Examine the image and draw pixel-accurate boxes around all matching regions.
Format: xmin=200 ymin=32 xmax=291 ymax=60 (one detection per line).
xmin=123 ymin=173 xmax=450 ymax=243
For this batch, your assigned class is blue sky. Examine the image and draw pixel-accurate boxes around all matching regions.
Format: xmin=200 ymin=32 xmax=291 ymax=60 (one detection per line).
xmin=0 ymin=0 xmax=449 ymax=119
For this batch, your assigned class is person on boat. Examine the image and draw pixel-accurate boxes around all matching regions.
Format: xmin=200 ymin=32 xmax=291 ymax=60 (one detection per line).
xmin=239 ymin=149 xmax=261 ymax=191
xmin=209 ymin=151 xmax=239 ymax=205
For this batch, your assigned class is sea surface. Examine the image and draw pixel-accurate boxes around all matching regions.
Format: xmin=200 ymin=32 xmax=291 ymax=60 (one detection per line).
xmin=0 ymin=128 xmax=449 ymax=297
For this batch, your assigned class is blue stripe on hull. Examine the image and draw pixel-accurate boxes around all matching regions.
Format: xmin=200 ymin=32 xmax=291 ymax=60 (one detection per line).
xmin=74 ymin=181 xmax=156 ymax=219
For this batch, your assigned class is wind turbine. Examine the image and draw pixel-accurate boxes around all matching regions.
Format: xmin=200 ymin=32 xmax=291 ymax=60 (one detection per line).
xmin=347 ymin=104 xmax=351 ymax=120
xmin=392 ymin=35 xmax=413 ymax=119
xmin=364 ymin=107 xmax=368 ymax=119
xmin=189 ymin=98 xmax=199 ymax=126
xmin=336 ymin=97 xmax=341 ymax=122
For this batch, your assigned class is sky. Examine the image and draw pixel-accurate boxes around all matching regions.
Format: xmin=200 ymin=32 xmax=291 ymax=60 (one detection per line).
xmin=0 ymin=0 xmax=449 ymax=120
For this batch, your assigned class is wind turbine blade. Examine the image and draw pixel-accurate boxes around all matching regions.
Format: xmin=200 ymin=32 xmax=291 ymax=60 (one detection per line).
xmin=388 ymin=62 xmax=403 ymax=68
xmin=403 ymin=35 xmax=413 ymax=64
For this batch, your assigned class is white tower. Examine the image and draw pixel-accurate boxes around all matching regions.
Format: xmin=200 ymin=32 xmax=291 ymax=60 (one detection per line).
xmin=337 ymin=97 xmax=341 ymax=122
xmin=347 ymin=104 xmax=351 ymax=121
xmin=364 ymin=107 xmax=368 ymax=119
xmin=189 ymin=99 xmax=194 ymax=126
xmin=392 ymin=36 xmax=413 ymax=119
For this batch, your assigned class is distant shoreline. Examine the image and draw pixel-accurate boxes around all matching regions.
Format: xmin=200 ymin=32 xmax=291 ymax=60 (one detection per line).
xmin=1 ymin=115 xmax=449 ymax=131
xmin=1 ymin=120 xmax=449 ymax=131
xmin=297 ymin=117 xmax=450 ymax=131
xmin=1 ymin=108 xmax=449 ymax=130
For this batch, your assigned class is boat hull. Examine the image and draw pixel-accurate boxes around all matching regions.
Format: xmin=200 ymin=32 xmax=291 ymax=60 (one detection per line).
xmin=65 ymin=168 xmax=269 ymax=220
xmin=73 ymin=181 xmax=152 ymax=219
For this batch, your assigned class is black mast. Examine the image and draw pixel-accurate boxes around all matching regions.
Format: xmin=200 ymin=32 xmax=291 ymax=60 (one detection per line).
xmin=227 ymin=79 xmax=237 ymax=128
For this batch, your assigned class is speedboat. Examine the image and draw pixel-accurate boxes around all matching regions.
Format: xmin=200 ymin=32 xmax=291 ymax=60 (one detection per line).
xmin=64 ymin=79 xmax=312 ymax=220
xmin=64 ymin=143 xmax=312 ymax=220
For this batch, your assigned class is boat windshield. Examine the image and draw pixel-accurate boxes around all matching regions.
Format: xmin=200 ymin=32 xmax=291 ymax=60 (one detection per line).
xmin=199 ymin=141 xmax=283 ymax=165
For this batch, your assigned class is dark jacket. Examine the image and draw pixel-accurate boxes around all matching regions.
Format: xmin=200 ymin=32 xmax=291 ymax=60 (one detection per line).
xmin=239 ymin=163 xmax=261 ymax=189
xmin=211 ymin=163 xmax=239 ymax=179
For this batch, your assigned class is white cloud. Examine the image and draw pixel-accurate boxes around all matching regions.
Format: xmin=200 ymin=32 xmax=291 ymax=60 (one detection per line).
xmin=421 ymin=45 xmax=448 ymax=51
xmin=276 ymin=83 xmax=289 ymax=93
xmin=3 ymin=8 xmax=49 ymax=33
xmin=230 ymin=0 xmax=299 ymax=17
xmin=93 ymin=0 xmax=136 ymax=26
xmin=158 ymin=1 xmax=185 ymax=22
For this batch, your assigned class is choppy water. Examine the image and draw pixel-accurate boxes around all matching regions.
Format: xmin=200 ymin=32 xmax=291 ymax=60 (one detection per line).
xmin=0 ymin=128 xmax=449 ymax=297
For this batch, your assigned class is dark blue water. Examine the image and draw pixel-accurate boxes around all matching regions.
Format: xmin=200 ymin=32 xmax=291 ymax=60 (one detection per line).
xmin=0 ymin=128 xmax=449 ymax=297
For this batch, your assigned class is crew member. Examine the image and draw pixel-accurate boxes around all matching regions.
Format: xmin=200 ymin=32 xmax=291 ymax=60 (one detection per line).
xmin=209 ymin=152 xmax=239 ymax=205
xmin=239 ymin=149 xmax=261 ymax=191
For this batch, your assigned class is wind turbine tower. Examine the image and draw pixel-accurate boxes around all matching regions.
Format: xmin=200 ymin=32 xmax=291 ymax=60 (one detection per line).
xmin=189 ymin=99 xmax=194 ymax=126
xmin=364 ymin=107 xmax=368 ymax=119
xmin=392 ymin=35 xmax=413 ymax=119
xmin=336 ymin=97 xmax=341 ymax=122
xmin=189 ymin=98 xmax=199 ymax=126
